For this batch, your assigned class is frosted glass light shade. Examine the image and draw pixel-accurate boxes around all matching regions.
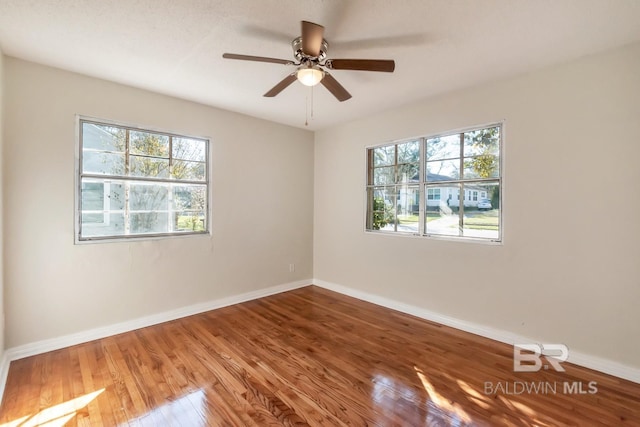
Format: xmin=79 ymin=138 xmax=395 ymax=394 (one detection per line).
xmin=296 ymin=67 xmax=324 ymax=86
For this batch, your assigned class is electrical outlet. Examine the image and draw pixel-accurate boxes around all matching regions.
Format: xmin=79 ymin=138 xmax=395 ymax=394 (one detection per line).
xmin=289 ymin=263 xmax=295 ymax=273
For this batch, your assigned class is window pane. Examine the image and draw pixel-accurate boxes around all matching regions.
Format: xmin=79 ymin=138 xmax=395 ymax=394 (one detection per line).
xmin=463 ymin=154 xmax=500 ymax=179
xmin=130 ymin=155 xmax=170 ymax=178
xmin=82 ymin=213 xmax=104 ymax=224
xmin=81 ymin=182 xmax=104 ymax=210
xmin=172 ymin=160 xmax=206 ymax=181
xmin=368 ymin=187 xmax=396 ymax=231
xmin=425 ymin=211 xmax=459 ymax=236
xmin=397 ymin=163 xmax=419 ymax=183
xmin=174 ymin=211 xmax=206 ymax=232
xmin=172 ymin=185 xmax=207 ymax=211
xmin=81 ymin=212 xmax=125 ymax=238
xmin=396 ymin=185 xmax=419 ymax=233
xmin=82 ymin=123 xmax=125 ymax=152
xmin=373 ymin=146 xmax=395 ymax=166
xmin=398 ymin=140 xmax=419 ymax=163
xmin=426 ymin=159 xmax=459 ymax=181
xmin=374 ymin=166 xmax=395 ymax=185
xmin=464 ymin=127 xmax=500 ymax=157
xmin=130 ymin=131 xmax=169 ymax=157
xmin=425 ymin=184 xmax=460 ymax=237
xmin=82 ymin=151 xmax=125 ymax=175
xmin=462 ymin=182 xmax=500 ymax=239
xmin=173 ymin=137 xmax=206 ymax=162
xmin=81 ymin=179 xmax=126 ymax=211
xmin=106 ymin=182 xmax=126 ymax=210
xmin=130 ymin=183 xmax=168 ymax=211
xmin=426 ymin=134 xmax=460 ymax=160
xmin=425 ymin=184 xmax=461 ymax=209
xmin=130 ymin=212 xmax=169 ymax=234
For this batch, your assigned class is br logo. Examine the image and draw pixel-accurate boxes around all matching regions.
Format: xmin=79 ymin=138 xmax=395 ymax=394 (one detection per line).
xmin=513 ymin=344 xmax=569 ymax=372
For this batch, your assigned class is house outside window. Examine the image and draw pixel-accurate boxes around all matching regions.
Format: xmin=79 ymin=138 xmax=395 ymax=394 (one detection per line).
xmin=366 ymin=123 xmax=502 ymax=242
xmin=76 ymin=117 xmax=210 ymax=242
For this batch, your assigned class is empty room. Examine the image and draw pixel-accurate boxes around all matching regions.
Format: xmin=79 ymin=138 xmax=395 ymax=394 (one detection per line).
xmin=0 ymin=0 xmax=639 ymax=425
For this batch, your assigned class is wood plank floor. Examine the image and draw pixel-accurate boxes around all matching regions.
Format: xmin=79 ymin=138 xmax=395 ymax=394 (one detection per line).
xmin=1 ymin=286 xmax=639 ymax=426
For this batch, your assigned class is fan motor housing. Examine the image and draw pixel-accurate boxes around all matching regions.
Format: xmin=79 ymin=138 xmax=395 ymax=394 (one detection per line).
xmin=292 ymin=37 xmax=328 ymax=62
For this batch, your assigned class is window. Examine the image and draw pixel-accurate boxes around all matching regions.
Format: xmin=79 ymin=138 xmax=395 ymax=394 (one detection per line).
xmin=77 ymin=118 xmax=209 ymax=242
xmin=366 ymin=123 xmax=501 ymax=242
xmin=366 ymin=140 xmax=420 ymax=233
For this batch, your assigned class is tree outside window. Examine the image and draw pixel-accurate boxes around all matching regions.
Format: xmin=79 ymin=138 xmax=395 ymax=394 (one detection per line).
xmin=77 ymin=119 xmax=209 ymax=242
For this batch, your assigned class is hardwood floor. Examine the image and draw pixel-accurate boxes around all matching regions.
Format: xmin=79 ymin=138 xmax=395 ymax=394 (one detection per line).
xmin=1 ymin=285 xmax=639 ymax=426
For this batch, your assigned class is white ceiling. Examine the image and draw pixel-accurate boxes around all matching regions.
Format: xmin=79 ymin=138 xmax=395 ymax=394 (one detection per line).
xmin=1 ymin=1 xmax=639 ymax=131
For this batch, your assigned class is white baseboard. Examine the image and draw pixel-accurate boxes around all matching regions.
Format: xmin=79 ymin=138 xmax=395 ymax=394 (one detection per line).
xmin=313 ymin=279 xmax=640 ymax=384
xmin=0 ymin=279 xmax=311 ymax=403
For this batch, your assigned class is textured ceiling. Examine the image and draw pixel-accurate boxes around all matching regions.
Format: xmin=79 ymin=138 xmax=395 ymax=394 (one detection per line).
xmin=1 ymin=0 xmax=639 ymax=130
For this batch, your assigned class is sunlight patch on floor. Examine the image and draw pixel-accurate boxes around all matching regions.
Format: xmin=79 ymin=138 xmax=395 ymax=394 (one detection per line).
xmin=0 ymin=415 xmax=30 ymax=427
xmin=414 ymin=366 xmax=472 ymax=424
xmin=1 ymin=388 xmax=104 ymax=427
xmin=456 ymin=379 xmax=493 ymax=410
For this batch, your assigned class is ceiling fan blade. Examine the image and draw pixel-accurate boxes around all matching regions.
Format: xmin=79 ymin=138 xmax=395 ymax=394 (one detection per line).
xmin=327 ymin=59 xmax=395 ymax=72
xmin=264 ymin=74 xmax=298 ymax=97
xmin=223 ymin=53 xmax=293 ymax=65
xmin=301 ymin=21 xmax=325 ymax=57
xmin=321 ymin=73 xmax=352 ymax=102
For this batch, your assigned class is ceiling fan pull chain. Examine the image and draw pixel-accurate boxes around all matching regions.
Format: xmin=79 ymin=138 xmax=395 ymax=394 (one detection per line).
xmin=305 ymin=93 xmax=309 ymax=126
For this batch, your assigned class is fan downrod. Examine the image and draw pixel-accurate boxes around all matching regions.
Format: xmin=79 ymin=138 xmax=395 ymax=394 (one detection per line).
xmin=292 ymin=37 xmax=328 ymax=63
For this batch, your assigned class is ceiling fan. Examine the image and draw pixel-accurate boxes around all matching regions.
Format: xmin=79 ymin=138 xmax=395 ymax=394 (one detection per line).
xmin=222 ymin=21 xmax=395 ymax=102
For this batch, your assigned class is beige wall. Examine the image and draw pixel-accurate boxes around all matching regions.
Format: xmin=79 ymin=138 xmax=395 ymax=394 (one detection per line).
xmin=4 ymin=58 xmax=314 ymax=348
xmin=314 ymin=43 xmax=640 ymax=368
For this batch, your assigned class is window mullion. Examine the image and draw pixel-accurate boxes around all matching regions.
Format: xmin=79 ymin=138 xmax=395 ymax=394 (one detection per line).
xmin=168 ymin=136 xmax=174 ymax=233
xmin=124 ymin=129 xmax=131 ymax=235
xmin=458 ymin=132 xmax=464 ymax=236
xmin=393 ymin=145 xmax=398 ymax=232
xmin=103 ymin=182 xmax=110 ymax=225
xmin=366 ymin=149 xmax=374 ymax=230
xmin=419 ymin=138 xmax=425 ymax=235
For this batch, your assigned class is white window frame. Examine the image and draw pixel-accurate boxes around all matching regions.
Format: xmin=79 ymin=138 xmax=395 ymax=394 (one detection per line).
xmin=75 ymin=116 xmax=211 ymax=243
xmin=365 ymin=122 xmax=503 ymax=243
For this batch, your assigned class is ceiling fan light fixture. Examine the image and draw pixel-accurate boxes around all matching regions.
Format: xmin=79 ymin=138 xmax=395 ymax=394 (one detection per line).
xmin=222 ymin=21 xmax=393 ymax=101
xmin=296 ymin=66 xmax=324 ymax=87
